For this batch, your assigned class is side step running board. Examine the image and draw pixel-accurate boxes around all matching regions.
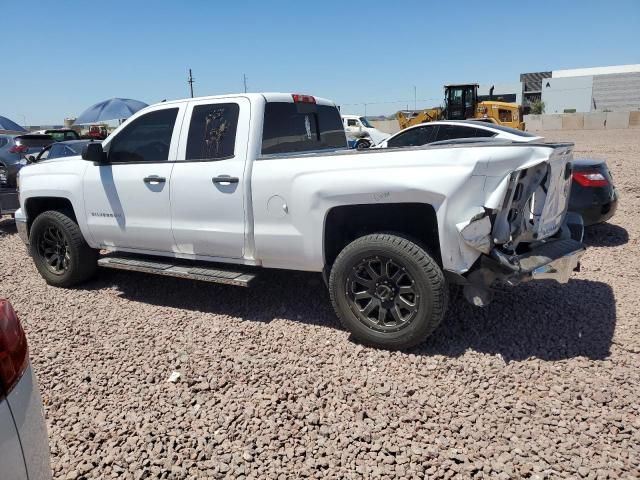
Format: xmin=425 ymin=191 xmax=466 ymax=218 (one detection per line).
xmin=98 ymin=254 xmax=256 ymax=287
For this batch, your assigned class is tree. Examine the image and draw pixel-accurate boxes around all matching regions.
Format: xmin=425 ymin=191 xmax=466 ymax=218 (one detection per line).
xmin=530 ymin=100 xmax=545 ymax=114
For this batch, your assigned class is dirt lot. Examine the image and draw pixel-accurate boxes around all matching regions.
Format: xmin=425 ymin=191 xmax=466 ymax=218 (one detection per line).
xmin=1 ymin=129 xmax=638 ymax=479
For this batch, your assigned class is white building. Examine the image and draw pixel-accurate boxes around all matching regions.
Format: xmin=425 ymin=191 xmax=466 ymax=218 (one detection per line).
xmin=541 ymin=64 xmax=640 ymax=113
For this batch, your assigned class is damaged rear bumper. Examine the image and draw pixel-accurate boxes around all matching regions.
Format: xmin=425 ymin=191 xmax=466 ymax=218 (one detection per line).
xmin=460 ymin=214 xmax=586 ymax=306
xmin=529 ymin=244 xmax=585 ymax=282
xmin=492 ymin=237 xmax=585 ymax=284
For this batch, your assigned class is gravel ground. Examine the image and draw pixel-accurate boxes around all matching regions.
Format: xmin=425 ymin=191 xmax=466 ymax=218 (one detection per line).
xmin=1 ymin=129 xmax=639 ymax=479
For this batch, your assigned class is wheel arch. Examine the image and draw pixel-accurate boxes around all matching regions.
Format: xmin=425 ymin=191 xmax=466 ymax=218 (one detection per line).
xmin=323 ymin=203 xmax=441 ymax=269
xmin=24 ymin=196 xmax=77 ymax=230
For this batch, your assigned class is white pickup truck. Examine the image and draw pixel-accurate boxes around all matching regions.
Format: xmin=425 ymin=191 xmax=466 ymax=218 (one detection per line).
xmin=342 ymin=114 xmax=389 ymax=148
xmin=15 ymin=93 xmax=585 ymax=349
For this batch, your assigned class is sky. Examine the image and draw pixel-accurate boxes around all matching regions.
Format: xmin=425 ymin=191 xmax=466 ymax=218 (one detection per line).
xmin=2 ymin=0 xmax=639 ymax=125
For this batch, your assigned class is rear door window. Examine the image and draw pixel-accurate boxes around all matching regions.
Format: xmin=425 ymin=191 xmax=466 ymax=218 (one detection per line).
xmin=186 ymin=103 xmax=239 ymax=160
xmin=474 ymin=129 xmax=497 ymax=138
xmin=436 ymin=125 xmax=485 ymax=141
xmin=262 ymin=102 xmax=346 ymax=155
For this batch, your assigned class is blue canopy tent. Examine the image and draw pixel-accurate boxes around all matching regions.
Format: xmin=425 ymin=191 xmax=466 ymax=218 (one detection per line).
xmin=73 ymin=98 xmax=148 ymax=125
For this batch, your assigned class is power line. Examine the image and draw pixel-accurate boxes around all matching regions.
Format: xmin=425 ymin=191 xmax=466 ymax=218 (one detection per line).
xmin=339 ymin=97 xmax=441 ymax=107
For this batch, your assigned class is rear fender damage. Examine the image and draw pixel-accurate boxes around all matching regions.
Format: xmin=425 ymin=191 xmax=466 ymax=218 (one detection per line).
xmin=457 ymin=151 xmax=580 ymax=307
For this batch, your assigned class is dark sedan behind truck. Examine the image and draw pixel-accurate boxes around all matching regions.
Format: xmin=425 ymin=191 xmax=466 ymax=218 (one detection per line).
xmin=570 ymin=158 xmax=618 ymax=226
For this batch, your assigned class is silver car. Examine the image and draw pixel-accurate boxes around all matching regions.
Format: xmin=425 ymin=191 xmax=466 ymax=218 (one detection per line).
xmin=0 ymin=299 xmax=51 ymax=480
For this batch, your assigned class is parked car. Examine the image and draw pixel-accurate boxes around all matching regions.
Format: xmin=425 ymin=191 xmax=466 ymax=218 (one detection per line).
xmin=86 ymin=125 xmax=108 ymax=140
xmin=373 ymin=120 xmax=542 ymax=148
xmin=16 ymin=92 xmax=584 ymax=349
xmin=26 ymin=139 xmax=92 ymax=163
xmin=342 ymin=114 xmax=389 ymax=147
xmin=33 ymin=129 xmax=80 ymax=142
xmin=0 ymin=299 xmax=52 ymax=479
xmin=0 ymin=133 xmax=53 ymax=215
xmin=375 ymin=120 xmax=617 ymax=225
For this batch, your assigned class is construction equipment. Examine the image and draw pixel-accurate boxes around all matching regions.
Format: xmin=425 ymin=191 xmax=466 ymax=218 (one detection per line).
xmin=396 ymin=84 xmax=525 ymax=130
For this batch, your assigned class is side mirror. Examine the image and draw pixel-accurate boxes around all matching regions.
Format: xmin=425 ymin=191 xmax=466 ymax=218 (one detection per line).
xmin=82 ymin=142 xmax=107 ymax=163
xmin=25 ymin=154 xmax=37 ymax=164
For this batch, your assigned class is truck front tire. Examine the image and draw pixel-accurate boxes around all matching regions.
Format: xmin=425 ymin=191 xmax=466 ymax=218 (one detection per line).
xmin=329 ymin=233 xmax=448 ymax=349
xmin=30 ymin=210 xmax=98 ymax=287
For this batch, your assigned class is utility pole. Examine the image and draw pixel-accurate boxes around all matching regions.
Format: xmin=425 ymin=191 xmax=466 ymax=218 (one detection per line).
xmin=364 ymin=103 xmax=367 ymax=116
xmin=188 ymin=69 xmax=195 ymax=98
xmin=414 ymin=85 xmax=417 ymax=110
xmin=243 ymin=74 xmax=248 ymax=93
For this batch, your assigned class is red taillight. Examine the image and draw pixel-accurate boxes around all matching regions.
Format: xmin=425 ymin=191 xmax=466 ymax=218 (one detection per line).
xmin=292 ymin=94 xmax=316 ymax=104
xmin=572 ymin=170 xmax=608 ymax=187
xmin=9 ymin=144 xmax=28 ymax=154
xmin=0 ymin=299 xmax=28 ymax=398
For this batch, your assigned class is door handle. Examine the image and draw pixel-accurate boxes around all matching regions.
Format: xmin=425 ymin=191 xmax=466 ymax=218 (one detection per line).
xmin=212 ymin=176 xmax=239 ymax=184
xmin=143 ymin=175 xmax=166 ymax=184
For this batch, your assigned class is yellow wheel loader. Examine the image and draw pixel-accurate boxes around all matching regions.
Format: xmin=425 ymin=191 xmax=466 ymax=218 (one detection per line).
xmin=396 ymin=84 xmax=525 ymax=131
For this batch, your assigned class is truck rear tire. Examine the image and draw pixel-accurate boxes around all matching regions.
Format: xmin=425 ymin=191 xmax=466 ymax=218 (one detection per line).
xmin=329 ymin=233 xmax=448 ymax=349
xmin=30 ymin=210 xmax=98 ymax=287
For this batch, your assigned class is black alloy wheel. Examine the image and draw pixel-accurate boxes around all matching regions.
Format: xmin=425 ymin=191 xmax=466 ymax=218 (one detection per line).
xmin=346 ymin=255 xmax=419 ymax=332
xmin=37 ymin=224 xmax=71 ymax=275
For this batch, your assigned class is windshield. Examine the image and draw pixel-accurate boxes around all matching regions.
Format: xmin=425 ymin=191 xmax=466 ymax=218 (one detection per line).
xmin=47 ymin=130 xmax=79 ymax=141
xmin=359 ymin=117 xmax=373 ymax=128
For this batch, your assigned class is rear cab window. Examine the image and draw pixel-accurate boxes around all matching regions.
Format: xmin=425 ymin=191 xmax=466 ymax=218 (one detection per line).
xmin=261 ymin=100 xmax=346 ymax=155
xmin=478 ymin=123 xmax=538 ymax=137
